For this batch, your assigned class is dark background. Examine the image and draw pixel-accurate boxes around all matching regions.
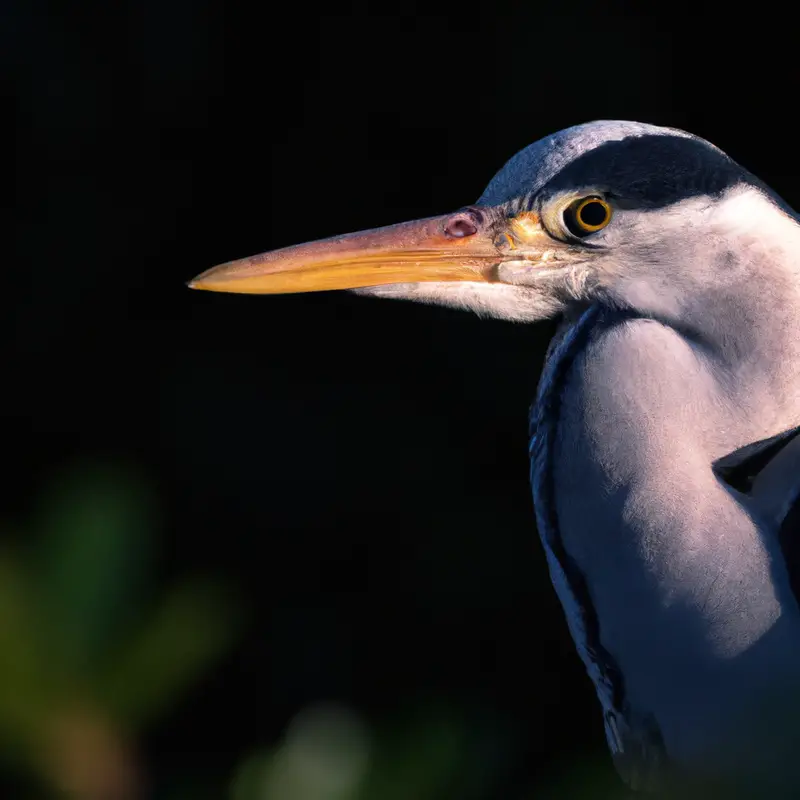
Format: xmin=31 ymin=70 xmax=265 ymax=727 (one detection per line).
xmin=7 ymin=2 xmax=800 ymax=798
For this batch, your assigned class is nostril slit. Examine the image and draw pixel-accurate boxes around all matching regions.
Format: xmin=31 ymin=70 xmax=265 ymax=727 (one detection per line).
xmin=445 ymin=217 xmax=478 ymax=238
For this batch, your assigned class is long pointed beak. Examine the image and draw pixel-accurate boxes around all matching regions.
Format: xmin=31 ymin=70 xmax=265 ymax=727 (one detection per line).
xmin=189 ymin=212 xmax=505 ymax=294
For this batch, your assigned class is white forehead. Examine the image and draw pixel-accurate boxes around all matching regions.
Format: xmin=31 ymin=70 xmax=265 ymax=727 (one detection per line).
xmin=478 ymin=120 xmax=702 ymax=205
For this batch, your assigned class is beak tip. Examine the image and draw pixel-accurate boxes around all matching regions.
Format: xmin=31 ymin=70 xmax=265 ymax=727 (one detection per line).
xmin=187 ymin=275 xmax=212 ymax=291
xmin=188 ymin=263 xmax=235 ymax=292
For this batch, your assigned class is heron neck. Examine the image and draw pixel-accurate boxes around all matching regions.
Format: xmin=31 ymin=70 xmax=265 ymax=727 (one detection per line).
xmin=605 ymin=196 xmax=800 ymax=436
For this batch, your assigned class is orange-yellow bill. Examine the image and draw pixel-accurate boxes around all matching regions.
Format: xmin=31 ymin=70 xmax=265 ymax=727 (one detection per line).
xmin=188 ymin=213 xmax=503 ymax=294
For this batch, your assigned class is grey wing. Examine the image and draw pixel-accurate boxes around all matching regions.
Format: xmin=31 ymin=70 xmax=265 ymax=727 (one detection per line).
xmin=714 ymin=425 xmax=800 ymax=601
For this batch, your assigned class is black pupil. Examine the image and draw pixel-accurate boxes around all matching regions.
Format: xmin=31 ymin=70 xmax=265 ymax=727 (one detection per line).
xmin=578 ymin=200 xmax=607 ymax=228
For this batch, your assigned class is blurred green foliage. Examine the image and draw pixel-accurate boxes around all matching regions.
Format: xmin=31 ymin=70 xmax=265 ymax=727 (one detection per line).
xmin=0 ymin=462 xmax=649 ymax=800
xmin=229 ymin=703 xmax=633 ymax=800
xmin=230 ymin=705 xmax=466 ymax=800
xmin=0 ymin=462 xmax=241 ymax=800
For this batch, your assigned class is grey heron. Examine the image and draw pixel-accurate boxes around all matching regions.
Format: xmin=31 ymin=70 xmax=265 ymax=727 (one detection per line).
xmin=190 ymin=121 xmax=800 ymax=794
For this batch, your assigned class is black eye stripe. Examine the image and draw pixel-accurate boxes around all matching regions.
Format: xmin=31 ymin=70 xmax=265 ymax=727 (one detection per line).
xmin=540 ymin=134 xmax=745 ymax=209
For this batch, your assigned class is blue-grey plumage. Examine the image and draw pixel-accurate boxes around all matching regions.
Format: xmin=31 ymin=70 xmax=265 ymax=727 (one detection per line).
xmin=537 ymin=307 xmax=800 ymax=792
xmin=191 ymin=121 xmax=800 ymax=793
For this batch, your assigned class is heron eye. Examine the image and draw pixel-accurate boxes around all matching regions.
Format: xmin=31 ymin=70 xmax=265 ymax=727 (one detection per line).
xmin=564 ymin=196 xmax=612 ymax=237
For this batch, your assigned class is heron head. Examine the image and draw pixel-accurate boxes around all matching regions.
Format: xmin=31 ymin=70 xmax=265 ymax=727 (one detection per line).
xmin=190 ymin=121 xmax=799 ymax=325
